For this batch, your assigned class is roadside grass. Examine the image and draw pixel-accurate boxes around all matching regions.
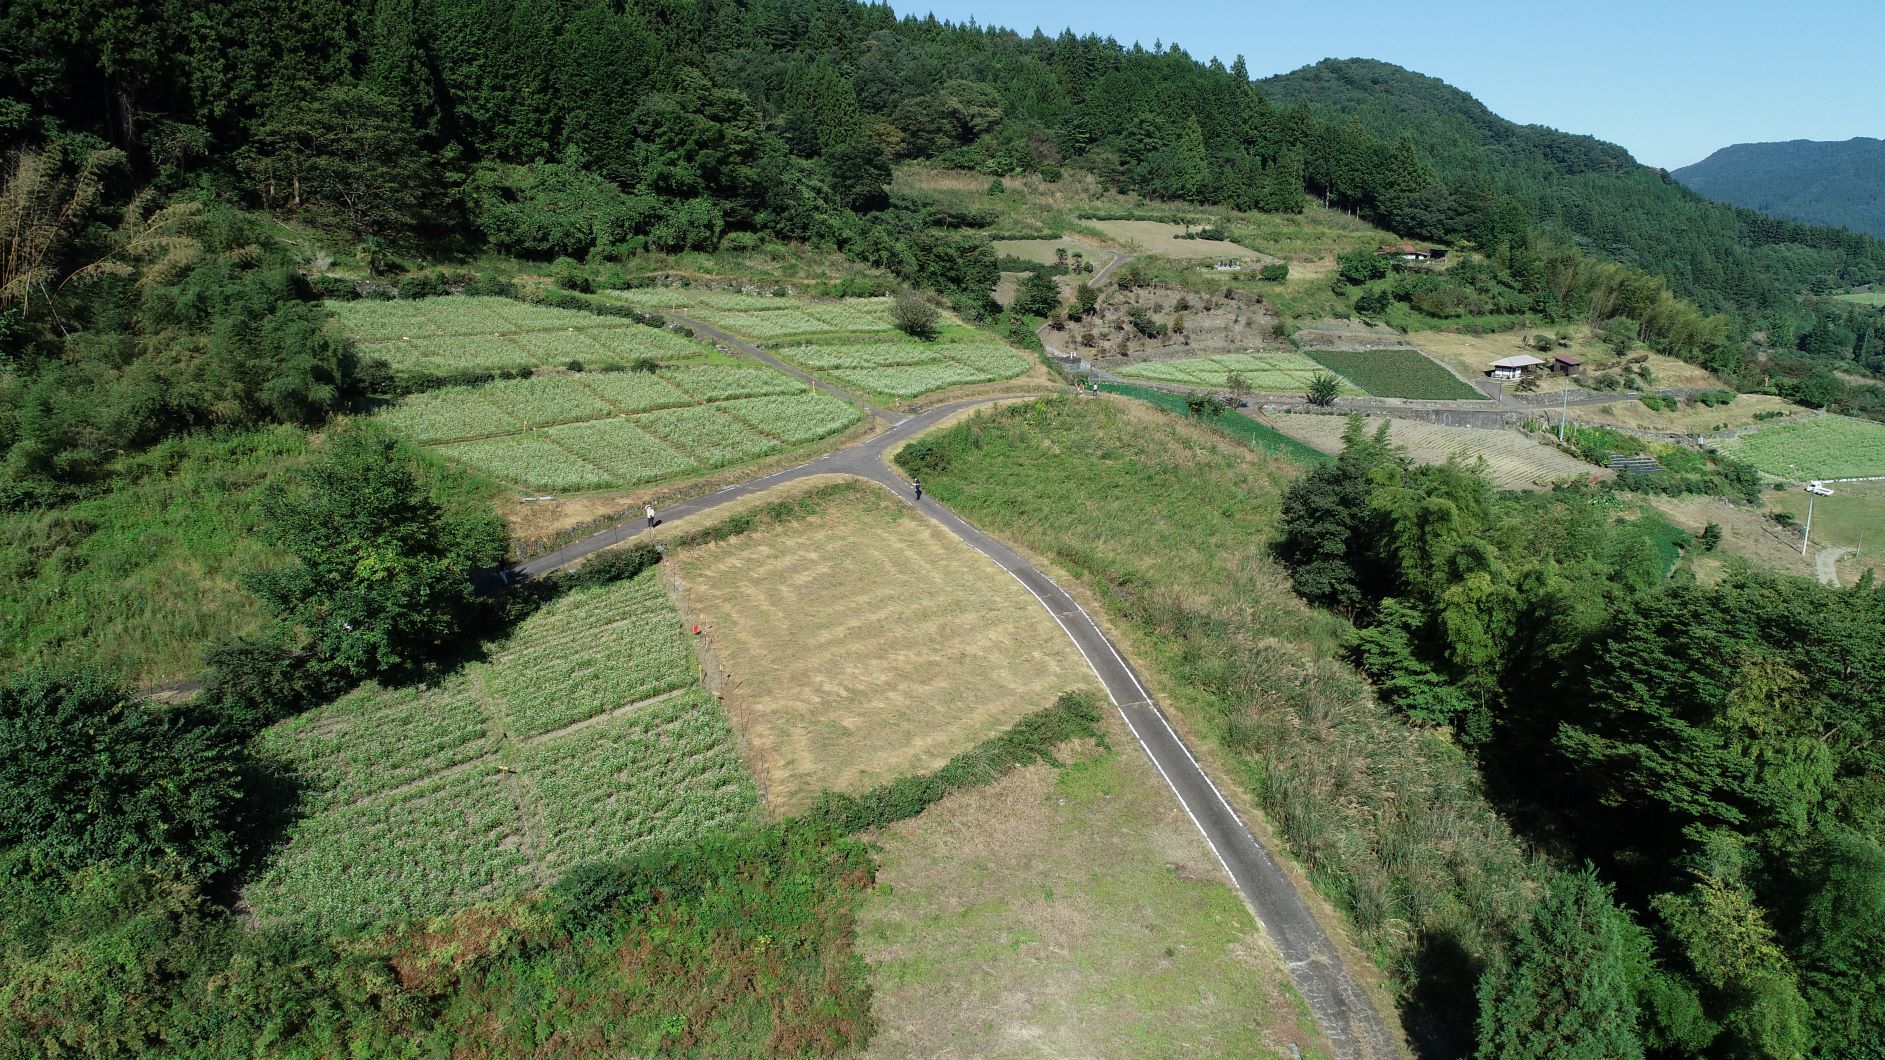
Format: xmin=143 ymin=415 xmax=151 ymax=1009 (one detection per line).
xmin=670 ymin=483 xmax=1101 ymax=813
xmin=1832 ymin=291 xmax=1885 ymax=306
xmin=860 ymin=713 xmax=1327 ymax=1059
xmin=1302 ymin=348 xmax=1484 ymax=400
xmin=1263 ymin=413 xmax=1611 ymax=490
xmin=897 ymin=397 xmax=1534 ymax=1050
xmin=246 ymin=570 xmax=760 ymax=933
xmin=0 ymin=427 xmax=303 ymax=687
xmin=1097 ymin=383 xmax=1330 ymax=465
xmin=1713 ymin=413 xmax=1885 ymax=479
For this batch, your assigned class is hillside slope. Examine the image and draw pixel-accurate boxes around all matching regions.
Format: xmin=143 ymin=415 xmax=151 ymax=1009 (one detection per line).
xmin=1673 ymin=138 xmax=1885 ymax=240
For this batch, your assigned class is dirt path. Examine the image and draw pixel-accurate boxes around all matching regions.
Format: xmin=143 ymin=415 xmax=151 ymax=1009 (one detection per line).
xmin=1816 ymin=545 xmax=1854 ymax=587
xmin=667 ymin=312 xmax=905 ymax=424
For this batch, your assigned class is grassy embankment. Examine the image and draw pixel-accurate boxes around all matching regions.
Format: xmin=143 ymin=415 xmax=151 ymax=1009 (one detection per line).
xmin=1 ymin=425 xmax=496 ymax=688
xmin=898 ymin=396 xmax=1536 ymax=1048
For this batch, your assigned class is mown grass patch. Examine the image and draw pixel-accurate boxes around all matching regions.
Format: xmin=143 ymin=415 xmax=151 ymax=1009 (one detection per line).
xmin=1714 ymin=414 xmax=1885 ymax=479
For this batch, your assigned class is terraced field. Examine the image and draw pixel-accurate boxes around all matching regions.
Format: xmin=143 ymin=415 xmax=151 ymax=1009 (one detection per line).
xmin=1116 ymin=351 xmax=1361 ymax=393
xmin=1714 ymin=415 xmax=1885 ymax=479
xmin=774 ymin=337 xmax=1031 ymax=398
xmin=247 ymin=572 xmax=758 ymax=931
xmin=603 ymin=289 xmax=901 ymax=339
xmin=330 ymin=296 xmax=711 ymax=376
xmin=374 ymin=365 xmax=862 ymax=491
xmin=603 ymin=288 xmax=1036 ymax=397
xmin=1266 ymin=413 xmax=1610 ymax=489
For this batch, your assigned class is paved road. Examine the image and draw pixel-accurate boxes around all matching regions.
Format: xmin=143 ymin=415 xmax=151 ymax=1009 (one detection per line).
xmin=512 ymin=395 xmax=1401 ymax=1059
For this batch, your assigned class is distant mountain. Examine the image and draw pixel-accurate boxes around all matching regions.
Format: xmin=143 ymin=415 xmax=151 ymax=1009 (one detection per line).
xmin=1673 ymin=138 xmax=1885 ymax=240
xmin=1259 ymin=60 xmax=1885 ymax=318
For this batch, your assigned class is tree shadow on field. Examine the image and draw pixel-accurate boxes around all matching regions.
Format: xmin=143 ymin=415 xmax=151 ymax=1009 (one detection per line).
xmin=1399 ymin=928 xmax=1485 ymax=1059
xmin=206 ymin=754 xmax=311 ymax=908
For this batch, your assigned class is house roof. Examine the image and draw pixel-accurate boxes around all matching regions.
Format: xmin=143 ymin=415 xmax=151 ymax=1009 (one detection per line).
xmin=1555 ymin=355 xmax=1583 ymax=365
xmin=1489 ymin=355 xmax=1547 ymax=369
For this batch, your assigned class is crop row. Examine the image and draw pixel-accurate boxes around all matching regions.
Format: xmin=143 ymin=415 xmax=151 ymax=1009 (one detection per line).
xmin=777 ymin=339 xmax=1028 ymax=398
xmin=491 ymin=628 xmax=692 ymax=740
xmin=377 ymin=365 xmax=813 ymax=443
xmin=523 ymin=688 xmax=760 ymax=873
xmin=244 ymin=764 xmax=532 ymax=932
xmin=254 ymin=681 xmax=494 ymax=806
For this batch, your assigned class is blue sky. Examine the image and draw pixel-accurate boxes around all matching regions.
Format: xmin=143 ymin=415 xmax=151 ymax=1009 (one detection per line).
xmin=902 ymin=0 xmax=1883 ymax=170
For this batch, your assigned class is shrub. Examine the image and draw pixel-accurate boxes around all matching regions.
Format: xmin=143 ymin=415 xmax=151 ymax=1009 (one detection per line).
xmin=0 ymin=668 xmax=252 ymax=877
xmin=890 ymin=291 xmax=940 ymax=340
xmin=1259 ymin=262 xmax=1289 ymax=282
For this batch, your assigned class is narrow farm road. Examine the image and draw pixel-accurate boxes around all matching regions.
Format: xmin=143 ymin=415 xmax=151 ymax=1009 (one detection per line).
xmin=512 ymin=394 xmax=1402 ymax=1059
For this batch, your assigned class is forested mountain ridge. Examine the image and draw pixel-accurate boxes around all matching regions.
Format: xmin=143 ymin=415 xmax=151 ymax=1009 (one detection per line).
xmin=1259 ymin=59 xmax=1885 ymax=318
xmin=1674 ymin=138 xmax=1885 ymax=240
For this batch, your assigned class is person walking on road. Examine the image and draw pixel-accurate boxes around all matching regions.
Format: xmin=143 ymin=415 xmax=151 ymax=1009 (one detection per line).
xmin=645 ymin=503 xmax=657 ymax=529
xmin=913 ymin=479 xmax=923 ymax=502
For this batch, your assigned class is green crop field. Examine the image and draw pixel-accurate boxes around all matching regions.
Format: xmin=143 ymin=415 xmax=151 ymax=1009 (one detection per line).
xmin=1116 ymin=351 xmax=1361 ymax=393
xmin=374 ymin=363 xmax=862 ymax=492
xmin=1302 ymin=349 xmax=1484 ymax=400
xmin=329 ymin=296 xmax=714 ymax=376
xmin=775 ymin=338 xmax=1030 ymax=398
xmin=602 ymin=290 xmax=900 ymax=339
xmin=1715 ymin=415 xmax=1885 ymax=479
xmin=246 ymin=572 xmax=759 ymax=931
xmin=1832 ymin=291 xmax=1885 ymax=306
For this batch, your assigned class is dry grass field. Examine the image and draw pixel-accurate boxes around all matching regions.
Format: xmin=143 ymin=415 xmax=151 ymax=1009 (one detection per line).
xmin=1578 ymin=393 xmax=1803 ymax=434
xmin=860 ymin=719 xmax=1326 ymax=1059
xmin=671 ymin=484 xmax=1101 ymax=812
xmin=1414 ymin=328 xmax=1727 ymax=392
xmin=1081 ymin=218 xmax=1267 ymax=261
xmin=1266 ymin=413 xmax=1609 ymax=489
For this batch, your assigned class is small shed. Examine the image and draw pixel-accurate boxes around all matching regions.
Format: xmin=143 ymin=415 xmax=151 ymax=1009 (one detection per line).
xmin=1554 ymin=355 xmax=1582 ymax=375
xmin=1487 ymin=354 xmax=1546 ymax=380
xmin=1376 ymin=243 xmax=1433 ymax=261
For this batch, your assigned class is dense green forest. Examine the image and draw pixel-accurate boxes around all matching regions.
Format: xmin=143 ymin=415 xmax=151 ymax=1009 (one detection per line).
xmin=1276 ymin=417 xmax=1885 ymax=1057
xmin=1674 ymin=137 xmax=1885 ymax=241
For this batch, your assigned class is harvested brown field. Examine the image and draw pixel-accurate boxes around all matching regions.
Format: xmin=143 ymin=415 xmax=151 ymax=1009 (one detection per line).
xmin=671 ymin=484 xmax=1100 ymax=812
xmin=1266 ymin=412 xmax=1609 ymax=490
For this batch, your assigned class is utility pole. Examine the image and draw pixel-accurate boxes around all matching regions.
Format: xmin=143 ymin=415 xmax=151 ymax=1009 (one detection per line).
xmin=1802 ymin=489 xmax=1816 ymax=557
xmin=1558 ymin=377 xmax=1569 ymax=443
